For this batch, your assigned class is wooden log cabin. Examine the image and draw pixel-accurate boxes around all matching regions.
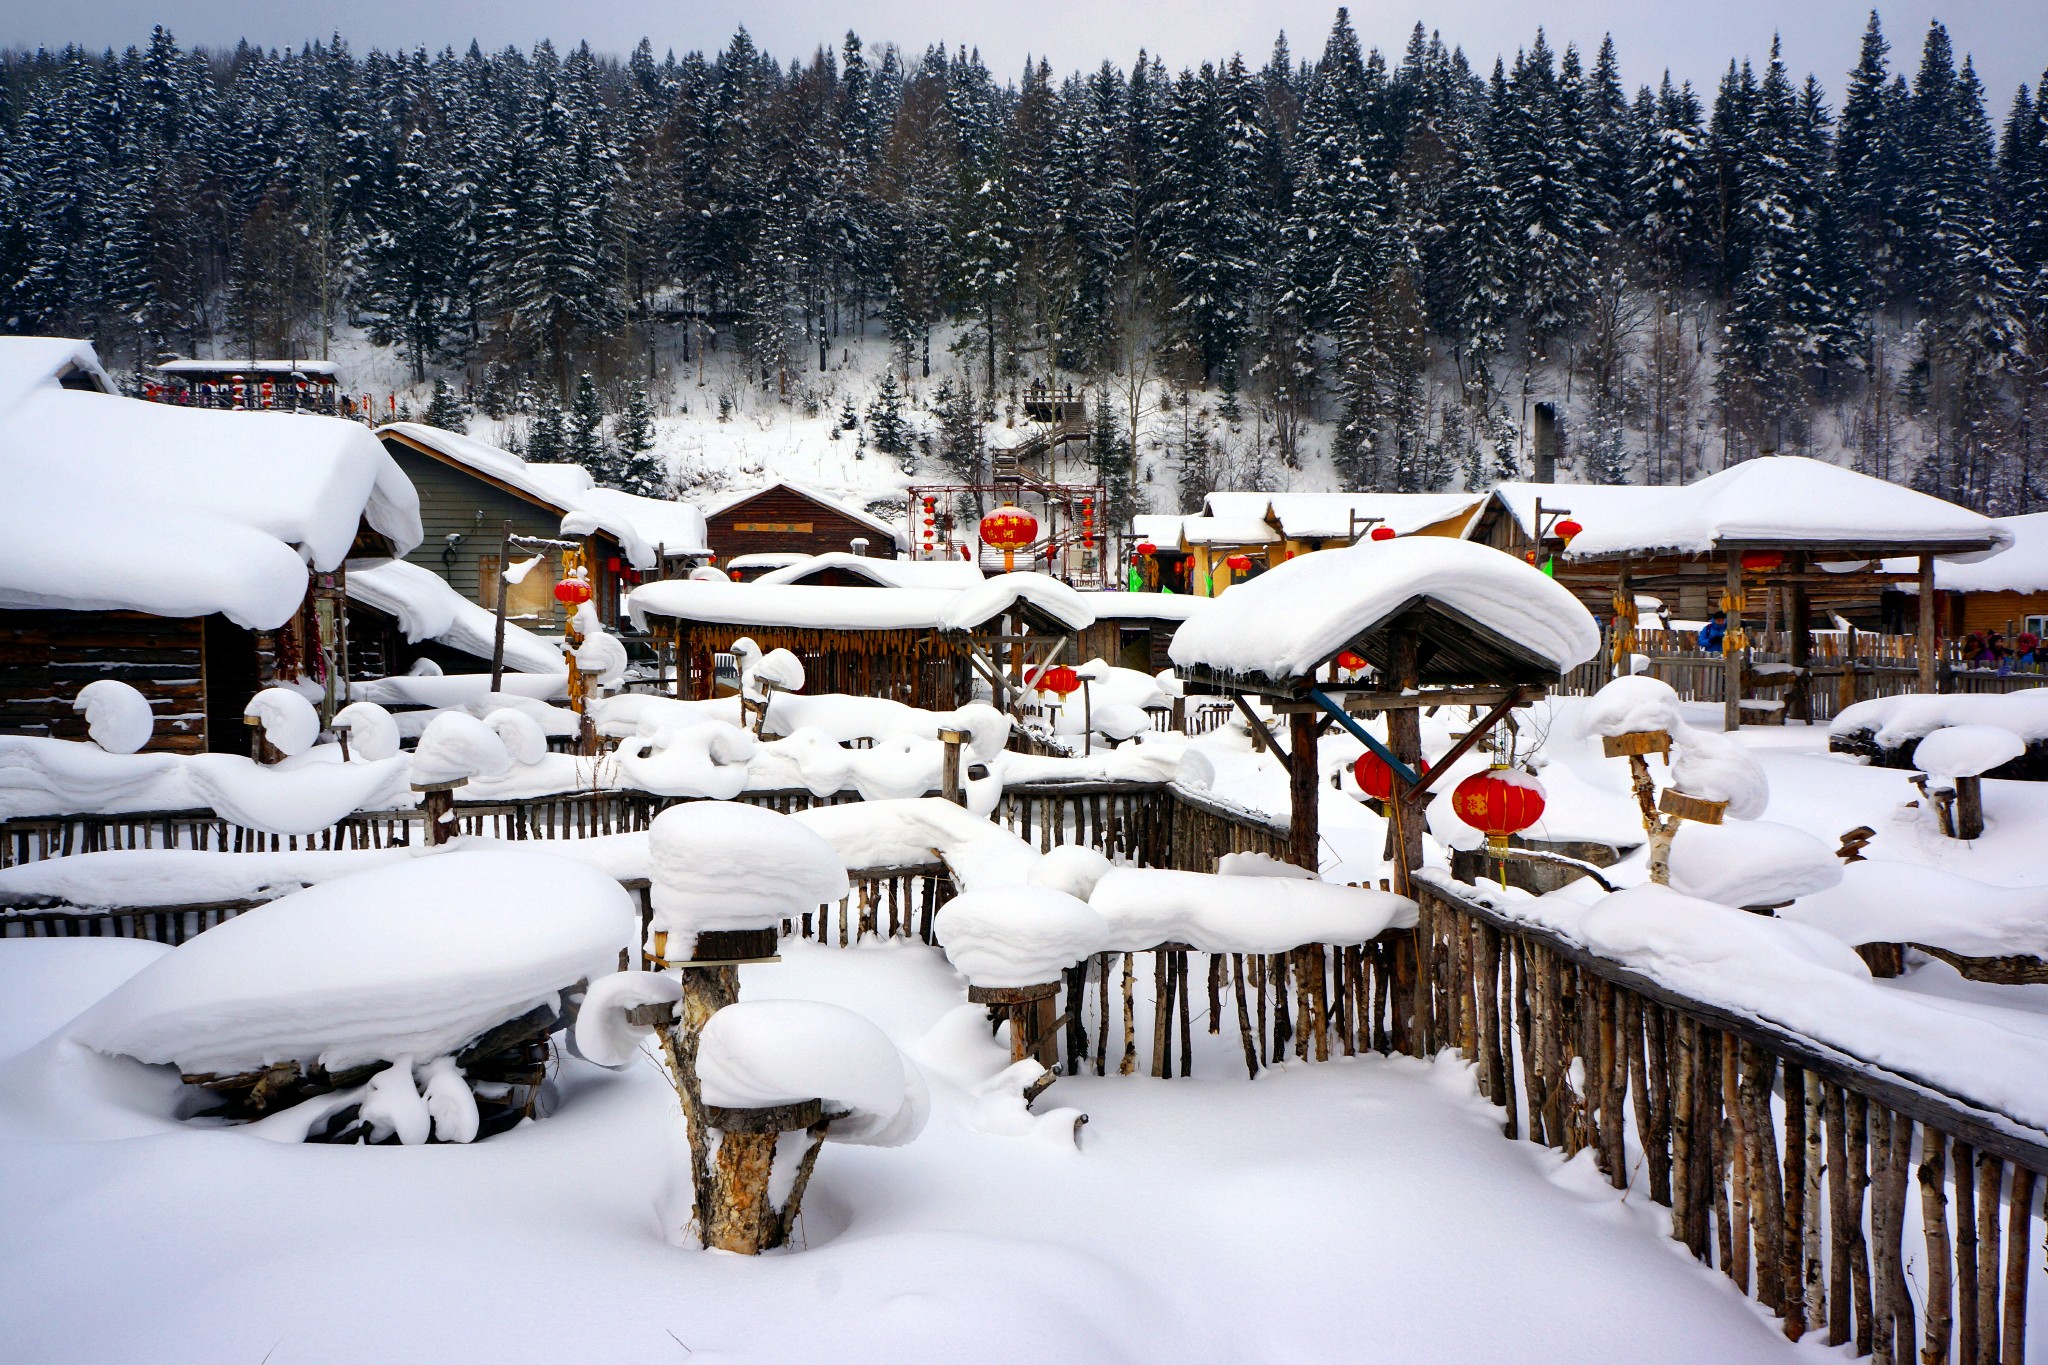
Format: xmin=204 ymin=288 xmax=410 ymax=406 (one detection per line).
xmin=0 ymin=338 xmax=424 ymax=754
xmin=1470 ymin=458 xmax=2011 ymax=726
xmin=627 ymin=574 xmax=1095 ymax=710
xmin=1136 ymin=492 xmax=1487 ymax=597
xmin=704 ymin=481 xmax=908 ymax=564
xmin=1073 ymin=592 xmax=1211 ymax=673
xmin=377 ymin=423 xmax=710 ymax=632
xmin=1888 ymin=511 xmax=2048 ymax=646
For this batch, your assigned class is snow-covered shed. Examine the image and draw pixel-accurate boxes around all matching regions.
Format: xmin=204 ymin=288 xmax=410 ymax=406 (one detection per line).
xmin=0 ymin=338 xmax=422 ymax=753
xmin=704 ymin=480 xmax=908 ymax=562
xmin=1471 ymin=457 xmax=2011 ymax=723
xmin=342 ymin=559 xmax=562 ymax=676
xmin=628 ymin=573 xmax=1093 ymax=709
xmin=377 ymin=423 xmax=710 ymax=631
xmin=1074 ymin=591 xmax=1210 ymax=673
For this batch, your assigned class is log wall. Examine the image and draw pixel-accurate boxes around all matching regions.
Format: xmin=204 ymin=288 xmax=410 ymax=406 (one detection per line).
xmin=0 ymin=609 xmax=208 ymax=752
xmin=1417 ymin=876 xmax=2046 ymax=1362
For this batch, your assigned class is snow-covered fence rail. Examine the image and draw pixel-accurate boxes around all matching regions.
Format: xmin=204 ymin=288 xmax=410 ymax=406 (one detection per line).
xmin=990 ymin=781 xmax=1291 ymax=868
xmin=1417 ymin=876 xmax=2045 ymax=1362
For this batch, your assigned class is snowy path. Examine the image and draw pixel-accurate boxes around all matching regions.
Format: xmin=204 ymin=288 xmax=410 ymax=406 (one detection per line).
xmin=0 ymin=937 xmax=1815 ymax=1364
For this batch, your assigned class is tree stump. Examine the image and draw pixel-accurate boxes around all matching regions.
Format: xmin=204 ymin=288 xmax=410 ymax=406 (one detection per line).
xmin=702 ymin=1099 xmax=828 ymax=1255
xmin=967 ymin=982 xmax=1061 ymax=1068
xmin=411 ymin=779 xmax=467 ymax=847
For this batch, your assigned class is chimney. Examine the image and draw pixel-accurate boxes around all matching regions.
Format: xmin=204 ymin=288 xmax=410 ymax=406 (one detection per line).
xmin=1532 ymin=403 xmax=1558 ymax=483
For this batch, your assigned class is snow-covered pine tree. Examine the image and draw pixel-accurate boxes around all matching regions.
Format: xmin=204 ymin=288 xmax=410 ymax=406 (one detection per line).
xmin=866 ymin=371 xmax=912 ymax=458
xmin=424 ymin=378 xmax=468 ymax=433
xmin=528 ymin=401 xmax=567 ymax=465
xmin=611 ymin=382 xmax=667 ymax=496
xmin=566 ymin=372 xmax=609 ymax=478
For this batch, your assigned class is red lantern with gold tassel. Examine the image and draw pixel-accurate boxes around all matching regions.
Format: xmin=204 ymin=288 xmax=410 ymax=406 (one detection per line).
xmin=1353 ymin=750 xmax=1429 ymax=802
xmin=1037 ymin=665 xmax=1082 ymax=697
xmin=1450 ymin=766 xmax=1547 ymax=853
xmin=979 ymin=504 xmax=1039 ymax=572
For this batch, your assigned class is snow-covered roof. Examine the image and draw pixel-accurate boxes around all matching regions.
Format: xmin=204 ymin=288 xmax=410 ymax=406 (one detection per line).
xmin=1203 ymin=491 xmax=1486 ymax=540
xmin=724 ymin=552 xmax=810 ymax=571
xmin=753 ymin=552 xmax=985 ymax=589
xmin=1076 ymin=591 xmax=1211 ymax=622
xmin=628 ymin=571 xmax=1094 ymax=634
xmin=344 ymin=559 xmax=562 ymax=673
xmin=158 ymin=358 xmax=342 ymax=378
xmin=1130 ymin=514 xmax=1196 ymax=548
xmin=1175 ymin=516 xmax=1281 ymax=547
xmin=0 ymin=337 xmax=423 ymax=630
xmin=1492 ymin=457 xmax=2011 ymax=559
xmin=704 ymin=479 xmax=908 ymax=549
xmin=1883 ymin=512 xmax=2048 ymax=593
xmin=1169 ymin=536 xmax=1600 ymax=684
xmin=378 ymin=424 xmax=708 ymax=567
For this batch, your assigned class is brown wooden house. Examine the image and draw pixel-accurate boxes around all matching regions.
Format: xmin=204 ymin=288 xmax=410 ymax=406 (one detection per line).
xmin=704 ymin=481 xmax=908 ymax=564
xmin=1073 ymin=592 xmax=1210 ymax=674
xmin=0 ymin=338 xmax=423 ymax=754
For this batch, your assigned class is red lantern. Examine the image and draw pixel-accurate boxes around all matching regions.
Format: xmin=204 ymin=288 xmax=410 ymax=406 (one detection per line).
xmin=1336 ymin=650 xmax=1368 ymax=672
xmin=1741 ymin=550 xmax=1784 ymax=574
xmin=979 ymin=504 xmax=1039 ymax=572
xmin=606 ymin=556 xmax=622 ymax=573
xmin=1225 ymin=554 xmax=1253 ymax=572
xmin=1134 ymin=542 xmax=1158 ymax=556
xmin=1353 ymin=750 xmax=1429 ymax=801
xmin=1555 ymin=518 xmax=1584 ymax=541
xmin=1037 ymin=665 xmax=1082 ymax=697
xmin=1369 ymin=525 xmax=1397 ymax=542
xmin=554 ymin=578 xmax=593 ymax=606
xmin=1451 ymin=766 xmax=1547 ymax=852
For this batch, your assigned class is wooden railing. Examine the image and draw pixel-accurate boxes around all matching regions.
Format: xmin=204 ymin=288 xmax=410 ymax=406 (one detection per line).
xmin=1417 ymin=875 xmax=2044 ymax=1361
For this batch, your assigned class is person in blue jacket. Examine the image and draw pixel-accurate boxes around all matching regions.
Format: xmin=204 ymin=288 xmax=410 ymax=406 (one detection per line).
xmin=1697 ymin=610 xmax=1727 ymax=653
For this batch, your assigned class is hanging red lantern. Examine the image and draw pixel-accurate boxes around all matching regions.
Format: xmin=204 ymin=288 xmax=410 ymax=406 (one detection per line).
xmin=1225 ymin=553 xmax=1253 ymax=572
xmin=1037 ymin=665 xmax=1082 ymax=697
xmin=1336 ymin=649 xmax=1368 ymax=672
xmin=606 ymin=556 xmax=623 ymax=573
xmin=1370 ymin=525 xmax=1397 ymax=542
xmin=554 ymin=578 xmax=593 ymax=606
xmin=1451 ymin=766 xmax=1547 ymax=852
xmin=1741 ymin=550 xmax=1785 ymax=574
xmin=1134 ymin=542 xmax=1158 ymax=556
xmin=1353 ymin=750 xmax=1429 ymax=802
xmin=1555 ymin=518 xmax=1584 ymax=541
xmin=979 ymin=504 xmax=1039 ymax=572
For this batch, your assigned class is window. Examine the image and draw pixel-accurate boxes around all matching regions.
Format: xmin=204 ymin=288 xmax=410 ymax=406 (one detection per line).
xmin=479 ymin=554 xmax=557 ymax=621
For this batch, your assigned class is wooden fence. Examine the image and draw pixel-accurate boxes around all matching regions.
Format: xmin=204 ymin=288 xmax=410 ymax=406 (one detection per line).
xmin=1417 ymin=876 xmax=2045 ymax=1362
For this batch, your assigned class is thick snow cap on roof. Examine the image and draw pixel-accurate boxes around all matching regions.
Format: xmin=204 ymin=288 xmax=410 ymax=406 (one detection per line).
xmin=705 ymin=479 xmax=908 ymax=550
xmin=1884 ymin=512 xmax=2048 ymax=593
xmin=345 ymin=559 xmax=561 ymax=672
xmin=379 ymin=423 xmax=708 ymax=567
xmin=1204 ymin=490 xmax=1485 ymax=539
xmin=1169 ymin=536 xmax=1599 ymax=681
xmin=0 ymin=338 xmax=422 ymax=629
xmin=1176 ymin=516 xmax=1280 ymax=546
xmin=1494 ymin=457 xmax=2010 ymax=559
xmin=754 ymin=552 xmax=985 ymax=589
xmin=627 ymin=571 xmax=1093 ymax=633
xmin=1077 ymin=590 xmax=1211 ymax=622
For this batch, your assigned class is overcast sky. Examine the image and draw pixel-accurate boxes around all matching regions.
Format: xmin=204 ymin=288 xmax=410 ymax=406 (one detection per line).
xmin=7 ymin=2 xmax=2045 ymax=112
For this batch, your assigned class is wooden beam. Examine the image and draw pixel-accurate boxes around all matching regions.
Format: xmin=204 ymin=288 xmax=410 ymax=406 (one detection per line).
xmin=1233 ymin=693 xmax=1287 ymax=759
xmin=1724 ymin=552 xmax=1745 ymax=733
xmin=1402 ymin=690 xmax=1523 ymax=805
xmin=1287 ymin=710 xmax=1320 ymax=872
xmin=1271 ymin=687 xmax=1534 ymax=713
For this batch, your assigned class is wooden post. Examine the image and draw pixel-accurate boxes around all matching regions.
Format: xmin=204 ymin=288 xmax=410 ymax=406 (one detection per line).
xmin=413 ymin=779 xmax=464 ymax=847
xmin=1725 ymin=552 xmax=1745 ymax=733
xmin=1955 ymin=774 xmax=1986 ymax=840
xmin=1287 ymin=709 xmax=1319 ymax=873
xmin=701 ymin=1098 xmax=826 ymax=1255
xmin=1789 ymin=552 xmax=1812 ymax=724
xmin=1387 ymin=631 xmax=1426 ymax=897
xmin=1918 ymin=553 xmax=1938 ymax=694
xmin=938 ymin=727 xmax=967 ymax=805
xmin=489 ymin=520 xmax=512 ymax=694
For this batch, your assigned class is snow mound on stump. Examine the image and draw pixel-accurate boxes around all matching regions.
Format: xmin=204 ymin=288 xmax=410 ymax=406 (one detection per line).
xmin=697 ymin=1000 xmax=928 ymax=1147
xmin=244 ymin=687 xmax=319 ymax=757
xmin=1784 ymin=860 xmax=2048 ymax=960
xmin=1913 ymin=725 xmax=2026 ymax=780
xmin=1580 ymin=884 xmax=1870 ymax=983
xmin=647 ymin=802 xmax=849 ymax=948
xmin=411 ymin=711 xmax=511 ymax=786
xmin=1668 ymin=820 xmax=1842 ymax=907
xmin=1088 ymin=868 xmax=1413 ymax=954
xmin=71 ymin=850 xmax=636 ymax=1076
xmin=1028 ymin=845 xmax=1113 ymax=900
xmin=72 ymin=680 xmax=154 ymax=754
xmin=934 ymin=886 xmax=1108 ymax=988
xmin=791 ymin=797 xmax=1037 ymax=890
xmin=1669 ymin=727 xmax=1768 ymax=819
xmin=332 ymin=701 xmax=400 ymax=761
xmin=1575 ymin=675 xmax=1684 ymax=740
xmin=574 ymin=971 xmax=683 ymax=1068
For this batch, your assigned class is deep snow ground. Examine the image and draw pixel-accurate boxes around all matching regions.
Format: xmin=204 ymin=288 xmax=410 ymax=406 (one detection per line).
xmin=0 ymin=934 xmax=1816 ymax=1365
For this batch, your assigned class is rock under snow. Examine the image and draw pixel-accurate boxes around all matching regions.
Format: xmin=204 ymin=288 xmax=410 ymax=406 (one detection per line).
xmin=696 ymin=999 xmax=928 ymax=1146
xmin=70 ymin=850 xmax=636 ymax=1076
xmin=72 ymin=680 xmax=154 ymax=755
